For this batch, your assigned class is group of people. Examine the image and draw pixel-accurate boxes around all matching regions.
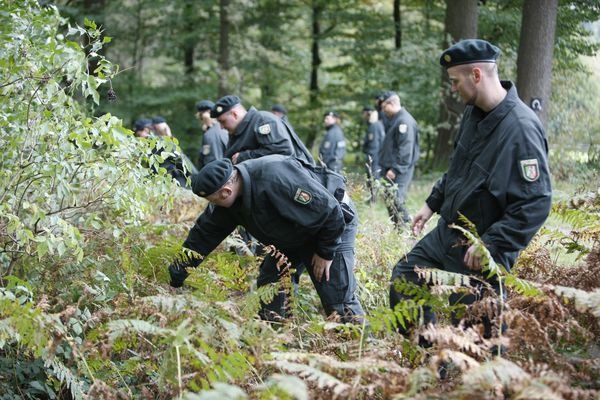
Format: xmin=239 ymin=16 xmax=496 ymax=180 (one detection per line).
xmin=133 ymin=115 xmax=197 ymax=188
xmin=165 ymin=39 xmax=552 ymax=349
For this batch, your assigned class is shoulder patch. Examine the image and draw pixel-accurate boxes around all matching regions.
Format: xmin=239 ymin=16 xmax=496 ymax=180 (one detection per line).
xmin=399 ymin=124 xmax=408 ymax=134
xmin=368 ymin=133 xmax=374 ymax=141
xmin=294 ymin=188 xmax=313 ymax=204
xmin=337 ymin=140 xmax=346 ymax=148
xmin=323 ymin=141 xmax=331 ymax=149
xmin=519 ymin=159 xmax=540 ymax=182
xmin=202 ymin=144 xmax=211 ymax=155
xmin=258 ymin=123 xmax=271 ymax=135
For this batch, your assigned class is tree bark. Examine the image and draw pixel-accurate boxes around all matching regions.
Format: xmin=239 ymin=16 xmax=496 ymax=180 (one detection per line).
xmin=394 ymin=0 xmax=401 ymax=49
xmin=218 ymin=0 xmax=231 ymax=96
xmin=516 ymin=0 xmax=558 ymax=128
xmin=432 ymin=0 xmax=478 ymax=170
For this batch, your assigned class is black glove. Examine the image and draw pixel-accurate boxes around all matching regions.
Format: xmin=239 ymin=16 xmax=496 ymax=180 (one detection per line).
xmin=168 ymin=260 xmax=189 ymax=288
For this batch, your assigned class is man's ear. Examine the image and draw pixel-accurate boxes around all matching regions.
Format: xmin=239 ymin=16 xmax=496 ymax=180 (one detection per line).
xmin=220 ymin=186 xmax=233 ymax=199
xmin=472 ymin=67 xmax=482 ymax=83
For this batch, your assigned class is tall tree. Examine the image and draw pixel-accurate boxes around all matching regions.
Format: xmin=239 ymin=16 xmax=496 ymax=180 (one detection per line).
xmin=218 ymin=0 xmax=231 ymax=96
xmin=432 ymin=0 xmax=478 ymax=169
xmin=516 ymin=0 xmax=558 ymax=128
xmin=394 ymin=0 xmax=401 ymax=49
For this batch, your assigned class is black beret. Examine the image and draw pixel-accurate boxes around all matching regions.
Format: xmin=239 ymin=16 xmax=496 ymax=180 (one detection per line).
xmin=440 ymin=39 xmax=501 ymax=68
xmin=380 ymin=91 xmax=398 ymax=102
xmin=196 ymin=100 xmax=215 ymax=112
xmin=133 ymin=118 xmax=152 ymax=131
xmin=324 ymin=110 xmax=339 ymax=118
xmin=271 ymin=104 xmax=287 ymax=115
xmin=191 ymin=158 xmax=233 ymax=197
xmin=151 ymin=116 xmax=166 ymax=124
xmin=210 ymin=95 xmax=241 ymax=118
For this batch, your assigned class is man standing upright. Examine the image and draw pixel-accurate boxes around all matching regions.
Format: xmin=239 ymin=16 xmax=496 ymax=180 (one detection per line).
xmin=195 ymin=100 xmax=229 ymax=169
xmin=389 ymin=39 xmax=552 ymax=343
xmin=379 ymin=91 xmax=420 ymax=227
xmin=319 ymin=111 xmax=346 ymax=173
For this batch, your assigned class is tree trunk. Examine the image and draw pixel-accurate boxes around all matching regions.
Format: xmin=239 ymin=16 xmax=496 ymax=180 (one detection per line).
xmin=182 ymin=0 xmax=195 ymax=77
xmin=394 ymin=0 xmax=401 ymax=49
xmin=516 ymin=0 xmax=558 ymax=128
xmin=432 ymin=0 xmax=478 ymax=170
xmin=307 ymin=3 xmax=322 ymax=148
xmin=218 ymin=0 xmax=231 ymax=96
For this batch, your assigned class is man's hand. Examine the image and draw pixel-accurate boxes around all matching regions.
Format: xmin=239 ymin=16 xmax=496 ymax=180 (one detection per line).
xmin=312 ymin=254 xmax=333 ymax=282
xmin=464 ymin=244 xmax=483 ymax=270
xmin=385 ymin=169 xmax=396 ymax=181
xmin=411 ymin=204 xmax=434 ymax=236
xmin=231 ymin=152 xmax=240 ymax=164
xmin=168 ymin=261 xmax=189 ymax=288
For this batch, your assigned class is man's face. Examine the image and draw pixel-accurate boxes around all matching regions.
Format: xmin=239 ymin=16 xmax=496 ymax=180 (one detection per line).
xmin=135 ymin=127 xmax=150 ymax=138
xmin=324 ymin=115 xmax=336 ymax=126
xmin=217 ymin=110 xmax=239 ymax=134
xmin=447 ymin=66 xmax=477 ymax=105
xmin=380 ymin=97 xmax=395 ymax=117
xmin=205 ymin=187 xmax=236 ymax=208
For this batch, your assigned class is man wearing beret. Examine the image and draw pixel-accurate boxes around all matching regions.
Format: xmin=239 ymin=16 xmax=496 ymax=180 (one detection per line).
xmin=168 ymin=155 xmax=364 ymax=323
xmin=211 ymin=95 xmax=313 ymax=166
xmin=389 ymin=39 xmax=552 ymax=346
xmin=195 ymin=99 xmax=229 ymax=169
xmin=319 ymin=111 xmax=346 ymax=173
xmin=378 ymin=91 xmax=420 ymax=227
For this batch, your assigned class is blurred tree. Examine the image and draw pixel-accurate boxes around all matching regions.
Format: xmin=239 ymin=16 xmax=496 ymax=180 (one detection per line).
xmin=517 ymin=0 xmax=558 ymax=128
xmin=432 ymin=0 xmax=478 ymax=170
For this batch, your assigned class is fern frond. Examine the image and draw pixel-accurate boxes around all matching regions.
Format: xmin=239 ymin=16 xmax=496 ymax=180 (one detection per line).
xmin=416 ymin=267 xmax=473 ymax=287
xmin=431 ymin=349 xmax=480 ymax=372
xmin=461 ymin=358 xmax=528 ymax=393
xmin=421 ymin=325 xmax=488 ymax=357
xmin=44 ymin=357 xmax=87 ymax=400
xmin=551 ymin=286 xmax=600 ymax=317
xmin=107 ymin=319 xmax=169 ymax=342
xmin=240 ymin=282 xmax=280 ymax=318
xmin=267 ymin=359 xmax=351 ymax=396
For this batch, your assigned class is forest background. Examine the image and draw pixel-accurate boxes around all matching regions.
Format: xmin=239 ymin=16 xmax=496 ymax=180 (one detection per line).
xmin=1 ymin=0 xmax=600 ymax=399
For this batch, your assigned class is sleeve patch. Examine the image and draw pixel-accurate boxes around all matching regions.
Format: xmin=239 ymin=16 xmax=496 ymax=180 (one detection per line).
xmin=323 ymin=141 xmax=331 ymax=149
xmin=399 ymin=124 xmax=408 ymax=134
xmin=337 ymin=140 xmax=346 ymax=148
xmin=258 ymin=123 xmax=272 ymax=135
xmin=519 ymin=159 xmax=540 ymax=182
xmin=202 ymin=144 xmax=211 ymax=155
xmin=294 ymin=188 xmax=313 ymax=204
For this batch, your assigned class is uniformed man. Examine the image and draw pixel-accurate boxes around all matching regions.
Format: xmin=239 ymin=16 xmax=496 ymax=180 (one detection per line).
xmin=271 ymin=103 xmax=288 ymax=122
xmin=319 ymin=111 xmax=346 ymax=173
xmin=195 ymin=100 xmax=229 ymax=169
xmin=389 ymin=39 xmax=552 ymax=342
xmin=379 ymin=91 xmax=420 ymax=227
xmin=133 ymin=118 xmax=152 ymax=138
xmin=211 ymin=95 xmax=313 ymax=165
xmin=168 ymin=155 xmax=364 ymax=323
xmin=362 ymin=106 xmax=386 ymax=179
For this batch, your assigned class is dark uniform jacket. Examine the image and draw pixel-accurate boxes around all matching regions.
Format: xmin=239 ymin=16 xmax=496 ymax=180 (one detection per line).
xmin=362 ymin=120 xmax=385 ymax=166
xmin=425 ymin=81 xmax=552 ymax=267
xmin=198 ymin=123 xmax=228 ymax=168
xmin=225 ymin=107 xmax=314 ymax=165
xmin=319 ymin=123 xmax=346 ymax=172
xmin=379 ymin=108 xmax=420 ymax=175
xmin=183 ymin=155 xmax=347 ymax=263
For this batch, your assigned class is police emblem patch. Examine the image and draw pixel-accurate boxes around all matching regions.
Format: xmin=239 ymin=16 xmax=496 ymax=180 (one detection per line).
xmin=323 ymin=141 xmax=331 ymax=149
xmin=202 ymin=144 xmax=210 ymax=155
xmin=258 ymin=124 xmax=271 ymax=135
xmin=337 ymin=140 xmax=346 ymax=148
xmin=294 ymin=188 xmax=312 ymax=204
xmin=519 ymin=159 xmax=540 ymax=182
xmin=216 ymin=106 xmax=223 ymax=113
xmin=368 ymin=133 xmax=374 ymax=141
xmin=444 ymin=54 xmax=451 ymax=63
xmin=399 ymin=124 xmax=408 ymax=134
